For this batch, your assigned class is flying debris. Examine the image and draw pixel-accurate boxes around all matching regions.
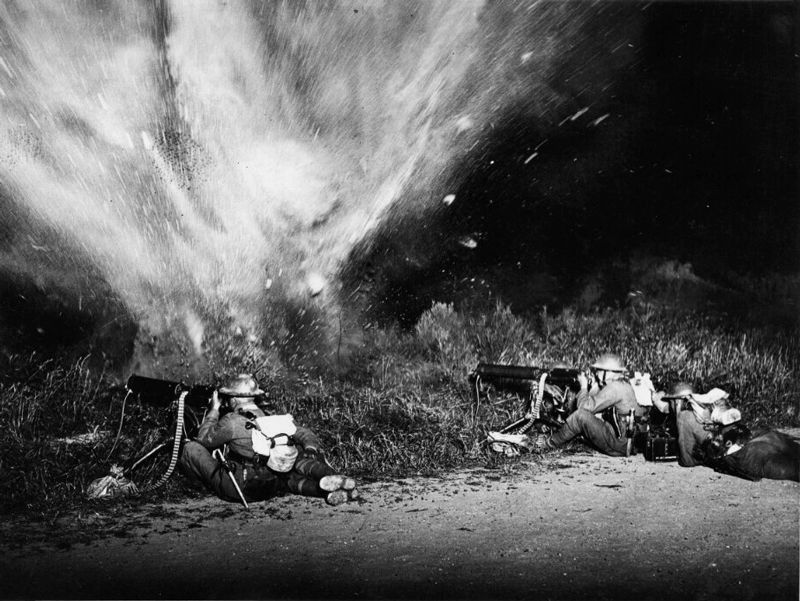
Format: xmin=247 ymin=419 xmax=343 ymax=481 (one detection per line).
xmin=524 ymin=152 xmax=538 ymax=164
xmin=455 ymin=115 xmax=474 ymax=133
xmin=306 ymin=273 xmax=326 ymax=296
xmin=570 ymin=107 xmax=589 ymax=121
xmin=559 ymin=107 xmax=589 ymax=126
xmin=458 ymin=236 xmax=478 ymax=249
xmin=590 ymin=114 xmax=610 ymax=127
xmin=443 ymin=194 xmax=456 ymax=206
xmin=140 ymin=131 xmax=154 ymax=150
xmin=0 ymin=56 xmax=13 ymax=77
xmin=184 ymin=310 xmax=205 ymax=357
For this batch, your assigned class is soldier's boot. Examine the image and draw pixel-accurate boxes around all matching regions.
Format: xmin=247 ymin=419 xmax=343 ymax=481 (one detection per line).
xmin=532 ymin=434 xmax=555 ymax=452
xmin=325 ymin=489 xmax=349 ymax=506
xmin=320 ymin=474 xmax=356 ymax=492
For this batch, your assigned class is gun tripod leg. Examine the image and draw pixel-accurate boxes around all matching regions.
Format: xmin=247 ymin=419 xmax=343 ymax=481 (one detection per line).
xmin=212 ymin=449 xmax=249 ymax=509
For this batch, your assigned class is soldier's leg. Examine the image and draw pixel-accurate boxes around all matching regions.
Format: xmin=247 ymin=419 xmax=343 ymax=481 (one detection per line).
xmin=179 ymin=441 xmax=245 ymax=502
xmin=722 ymin=431 xmax=800 ymax=482
xmin=285 ymin=472 xmax=325 ymax=497
xmin=577 ymin=412 xmax=629 ymax=456
xmin=675 ymin=411 xmax=709 ymax=467
xmin=549 ymin=408 xmax=593 ymax=446
xmin=282 ymin=454 xmax=332 ymax=496
xmin=286 ymin=456 xmax=356 ymax=504
xmin=550 ymin=409 xmax=627 ymax=456
xmin=293 ymin=454 xmax=336 ymax=480
xmin=287 ymin=460 xmax=355 ymax=495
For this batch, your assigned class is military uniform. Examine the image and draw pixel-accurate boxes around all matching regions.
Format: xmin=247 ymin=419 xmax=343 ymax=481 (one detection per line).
xmin=674 ymin=403 xmax=710 ymax=467
xmin=711 ymin=429 xmax=800 ymax=482
xmin=550 ymin=380 xmax=645 ymax=456
xmin=181 ymin=405 xmax=335 ymax=502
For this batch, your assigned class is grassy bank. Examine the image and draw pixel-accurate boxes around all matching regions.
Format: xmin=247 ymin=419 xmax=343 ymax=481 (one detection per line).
xmin=1 ymin=302 xmax=797 ymax=515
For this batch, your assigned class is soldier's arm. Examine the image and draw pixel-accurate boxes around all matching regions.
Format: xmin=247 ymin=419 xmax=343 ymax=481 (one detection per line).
xmin=293 ymin=425 xmax=324 ymax=452
xmin=578 ymin=381 xmax=627 ymax=414
xmin=195 ymin=407 xmax=237 ymax=449
xmin=651 ymin=390 xmax=671 ymax=414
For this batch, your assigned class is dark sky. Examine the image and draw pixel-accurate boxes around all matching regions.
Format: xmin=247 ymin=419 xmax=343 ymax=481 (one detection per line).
xmin=345 ymin=1 xmax=799 ymax=324
xmin=635 ymin=1 xmax=797 ymax=270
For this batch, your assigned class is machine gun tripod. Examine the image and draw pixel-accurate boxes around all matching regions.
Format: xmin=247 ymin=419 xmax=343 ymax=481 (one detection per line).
xmin=470 ymin=362 xmax=582 ymax=436
xmin=100 ymin=375 xmax=218 ymax=492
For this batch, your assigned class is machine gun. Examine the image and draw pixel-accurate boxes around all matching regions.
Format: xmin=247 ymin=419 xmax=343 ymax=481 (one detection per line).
xmin=123 ymin=374 xmax=224 ymax=457
xmin=125 ymin=374 xmax=217 ymax=409
xmin=99 ymin=375 xmax=219 ymax=494
xmin=470 ymin=362 xmax=582 ymax=435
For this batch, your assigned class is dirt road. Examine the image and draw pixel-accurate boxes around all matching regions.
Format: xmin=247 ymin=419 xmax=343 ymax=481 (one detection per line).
xmin=1 ymin=451 xmax=797 ymax=600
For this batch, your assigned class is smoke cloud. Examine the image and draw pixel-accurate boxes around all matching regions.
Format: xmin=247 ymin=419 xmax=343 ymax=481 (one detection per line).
xmin=0 ymin=0 xmax=642 ymax=373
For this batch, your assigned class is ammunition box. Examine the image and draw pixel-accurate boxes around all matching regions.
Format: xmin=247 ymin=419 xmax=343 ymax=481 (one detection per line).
xmin=643 ymin=435 xmax=679 ymax=462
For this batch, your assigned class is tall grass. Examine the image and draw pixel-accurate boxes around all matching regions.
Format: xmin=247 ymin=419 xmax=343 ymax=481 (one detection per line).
xmin=0 ymin=354 xmax=114 ymax=512
xmin=1 ymin=300 xmax=797 ymax=514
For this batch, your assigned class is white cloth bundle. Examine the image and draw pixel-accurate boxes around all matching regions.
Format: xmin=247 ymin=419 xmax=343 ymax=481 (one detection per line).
xmin=250 ymin=414 xmax=298 ymax=472
xmin=686 ymin=388 xmax=741 ymax=425
xmin=630 ymin=372 xmax=655 ymax=406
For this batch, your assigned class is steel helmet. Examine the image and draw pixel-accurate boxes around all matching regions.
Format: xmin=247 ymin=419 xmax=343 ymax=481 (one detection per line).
xmin=218 ymin=373 xmax=264 ymax=397
xmin=590 ymin=353 xmax=626 ymax=373
xmin=663 ymin=382 xmax=694 ymax=400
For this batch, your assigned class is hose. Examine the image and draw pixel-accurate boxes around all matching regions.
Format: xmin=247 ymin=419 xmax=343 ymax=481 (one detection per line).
xmin=104 ymin=389 xmax=131 ymax=463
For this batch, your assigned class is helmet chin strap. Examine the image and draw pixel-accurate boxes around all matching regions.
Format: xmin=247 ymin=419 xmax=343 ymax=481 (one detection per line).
xmin=232 ymin=399 xmax=260 ymax=411
xmin=592 ymin=369 xmax=608 ymax=386
xmin=595 ymin=369 xmax=627 ymax=388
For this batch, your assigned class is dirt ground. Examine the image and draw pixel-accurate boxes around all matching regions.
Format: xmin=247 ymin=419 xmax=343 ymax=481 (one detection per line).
xmin=1 ymin=449 xmax=798 ymax=601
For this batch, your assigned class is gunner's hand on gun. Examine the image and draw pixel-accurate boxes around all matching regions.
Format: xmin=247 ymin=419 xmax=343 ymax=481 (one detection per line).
xmin=208 ymin=390 xmax=222 ymax=412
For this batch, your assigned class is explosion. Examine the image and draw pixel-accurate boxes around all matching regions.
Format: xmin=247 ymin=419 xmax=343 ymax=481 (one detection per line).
xmin=0 ymin=0 xmax=643 ymax=375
